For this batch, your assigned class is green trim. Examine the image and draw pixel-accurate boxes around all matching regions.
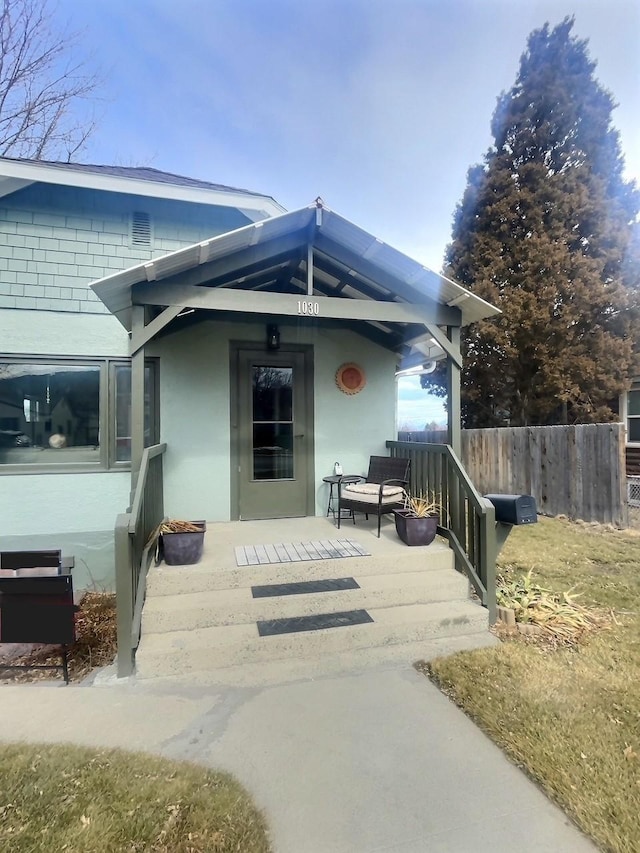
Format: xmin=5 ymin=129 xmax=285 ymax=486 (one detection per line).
xmin=446 ymin=326 xmax=462 ymax=457
xmin=134 ymin=283 xmax=454 ymax=327
xmin=229 ymin=341 xmax=315 ymax=520
xmin=386 ymin=439 xmax=497 ymax=624
xmin=130 ymin=307 xmax=146 ymax=496
xmin=130 ymin=305 xmax=184 ymax=355
xmin=115 ymin=442 xmax=167 ymax=678
xmin=0 ymin=354 xmax=159 ymax=476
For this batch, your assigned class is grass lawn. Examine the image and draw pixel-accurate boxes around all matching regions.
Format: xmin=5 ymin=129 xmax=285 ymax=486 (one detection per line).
xmin=422 ymin=516 xmax=640 ymax=853
xmin=0 ymin=742 xmax=271 ymax=852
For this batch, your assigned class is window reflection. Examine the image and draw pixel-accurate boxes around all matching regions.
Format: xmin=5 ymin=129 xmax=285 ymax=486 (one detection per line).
xmin=114 ymin=365 xmax=154 ymax=462
xmin=0 ymin=364 xmax=100 ymax=464
xmin=252 ymin=366 xmax=294 ymax=480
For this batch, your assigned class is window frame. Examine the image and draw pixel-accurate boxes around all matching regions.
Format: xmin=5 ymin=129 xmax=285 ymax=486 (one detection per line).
xmin=109 ymin=360 xmax=160 ymax=469
xmin=625 ymin=382 xmax=640 ymax=447
xmin=0 ymin=355 xmax=159 ymax=475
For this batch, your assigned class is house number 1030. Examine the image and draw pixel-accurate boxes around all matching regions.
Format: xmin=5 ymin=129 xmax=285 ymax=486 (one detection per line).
xmin=297 ymin=300 xmax=320 ymax=316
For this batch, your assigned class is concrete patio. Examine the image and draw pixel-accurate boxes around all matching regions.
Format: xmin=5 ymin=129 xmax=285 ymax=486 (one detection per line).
xmin=136 ymin=515 xmax=494 ymax=687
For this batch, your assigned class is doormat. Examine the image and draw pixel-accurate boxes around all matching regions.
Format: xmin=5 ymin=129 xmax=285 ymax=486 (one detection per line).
xmin=251 ymin=577 xmax=360 ymax=598
xmin=235 ymin=539 xmax=370 ymax=567
xmin=257 ymin=609 xmax=373 ymax=636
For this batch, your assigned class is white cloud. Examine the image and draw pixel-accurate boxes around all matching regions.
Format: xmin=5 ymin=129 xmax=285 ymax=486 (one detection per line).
xmin=397 ymin=376 xmax=446 ymax=430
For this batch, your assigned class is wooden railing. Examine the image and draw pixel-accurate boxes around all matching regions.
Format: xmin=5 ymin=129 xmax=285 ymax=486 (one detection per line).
xmin=387 ymin=440 xmax=497 ymax=623
xmin=114 ymin=443 xmax=166 ymax=677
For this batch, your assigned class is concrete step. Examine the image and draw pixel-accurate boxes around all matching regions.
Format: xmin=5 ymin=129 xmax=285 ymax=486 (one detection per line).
xmin=145 ymin=541 xmax=454 ymax=597
xmin=135 ymin=599 xmax=488 ymax=680
xmin=134 ymin=630 xmax=499 ymax=689
xmin=141 ymin=568 xmax=470 ymax=633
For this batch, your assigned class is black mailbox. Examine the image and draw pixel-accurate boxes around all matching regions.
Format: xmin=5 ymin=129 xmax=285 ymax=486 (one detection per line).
xmin=485 ymin=494 xmax=537 ymax=525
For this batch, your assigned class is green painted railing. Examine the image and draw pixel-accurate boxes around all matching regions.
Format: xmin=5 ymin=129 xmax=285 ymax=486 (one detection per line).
xmin=114 ymin=443 xmax=166 ymax=677
xmin=387 ymin=440 xmax=497 ymax=623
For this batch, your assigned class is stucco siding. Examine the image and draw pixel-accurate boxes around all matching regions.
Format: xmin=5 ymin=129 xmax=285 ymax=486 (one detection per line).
xmin=0 ymin=471 xmax=130 ymax=590
xmin=0 ymin=184 xmax=252 ymax=315
xmin=0 ymin=307 xmax=129 ymax=356
xmin=150 ymin=320 xmax=397 ymax=521
xmin=0 ymin=471 xmax=129 ymax=534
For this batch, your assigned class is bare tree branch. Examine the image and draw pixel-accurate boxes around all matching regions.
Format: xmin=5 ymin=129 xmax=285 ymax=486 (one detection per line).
xmin=0 ymin=0 xmax=100 ymax=160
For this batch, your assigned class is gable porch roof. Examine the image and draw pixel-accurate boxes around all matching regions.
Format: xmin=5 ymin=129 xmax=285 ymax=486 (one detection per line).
xmin=90 ymin=202 xmax=499 ymax=367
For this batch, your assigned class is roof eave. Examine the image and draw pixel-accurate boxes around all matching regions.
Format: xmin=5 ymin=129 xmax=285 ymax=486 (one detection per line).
xmin=0 ymin=158 xmax=285 ymax=218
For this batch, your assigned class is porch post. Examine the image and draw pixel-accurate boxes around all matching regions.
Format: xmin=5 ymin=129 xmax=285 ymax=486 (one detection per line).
xmin=446 ymin=325 xmax=462 ymax=458
xmin=130 ymin=305 xmax=146 ymax=500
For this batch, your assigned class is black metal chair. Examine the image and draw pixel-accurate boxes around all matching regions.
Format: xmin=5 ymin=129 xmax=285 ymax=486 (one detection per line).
xmin=337 ymin=455 xmax=410 ymax=537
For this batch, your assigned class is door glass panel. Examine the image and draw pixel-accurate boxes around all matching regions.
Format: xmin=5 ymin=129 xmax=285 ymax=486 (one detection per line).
xmin=252 ymin=366 xmax=294 ymax=480
xmin=253 ymin=366 xmax=292 ymax=421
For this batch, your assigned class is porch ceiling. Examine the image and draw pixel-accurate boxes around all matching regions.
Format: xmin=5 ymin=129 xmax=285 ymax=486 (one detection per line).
xmin=90 ymin=202 xmax=499 ymax=363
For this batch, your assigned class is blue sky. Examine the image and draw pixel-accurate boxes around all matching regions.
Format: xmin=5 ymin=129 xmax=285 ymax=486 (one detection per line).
xmin=57 ymin=0 xmax=640 ymax=428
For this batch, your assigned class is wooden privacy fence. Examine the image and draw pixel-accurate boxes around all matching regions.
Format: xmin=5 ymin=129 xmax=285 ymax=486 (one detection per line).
xmin=398 ymin=429 xmax=448 ymax=444
xmin=460 ymin=424 xmax=628 ymax=528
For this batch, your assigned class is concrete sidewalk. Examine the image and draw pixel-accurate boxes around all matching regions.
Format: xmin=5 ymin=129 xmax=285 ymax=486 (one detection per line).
xmin=1 ymin=665 xmax=597 ymax=853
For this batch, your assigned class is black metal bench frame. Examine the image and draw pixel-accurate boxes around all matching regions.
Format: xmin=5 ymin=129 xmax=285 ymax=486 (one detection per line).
xmin=0 ymin=551 xmax=76 ymax=684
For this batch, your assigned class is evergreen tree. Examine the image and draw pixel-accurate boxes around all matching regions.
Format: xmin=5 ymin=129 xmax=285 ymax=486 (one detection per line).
xmin=439 ymin=17 xmax=639 ymax=427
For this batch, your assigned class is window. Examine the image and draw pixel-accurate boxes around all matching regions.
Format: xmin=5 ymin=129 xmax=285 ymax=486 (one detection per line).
xmin=0 ymin=358 xmax=157 ymax=471
xmin=627 ymin=385 xmax=640 ymax=444
xmin=252 ymin=365 xmax=294 ymax=480
xmin=113 ymin=363 xmax=155 ymax=463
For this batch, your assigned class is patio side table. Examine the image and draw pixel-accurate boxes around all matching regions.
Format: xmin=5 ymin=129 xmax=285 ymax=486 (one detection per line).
xmin=322 ymin=474 xmax=360 ymax=519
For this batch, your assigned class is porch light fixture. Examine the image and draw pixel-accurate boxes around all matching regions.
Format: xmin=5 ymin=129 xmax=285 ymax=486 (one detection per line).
xmin=266 ymin=324 xmax=280 ymax=350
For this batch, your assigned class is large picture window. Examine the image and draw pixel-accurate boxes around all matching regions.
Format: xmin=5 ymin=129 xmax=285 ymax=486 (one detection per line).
xmin=0 ymin=358 xmax=157 ymax=471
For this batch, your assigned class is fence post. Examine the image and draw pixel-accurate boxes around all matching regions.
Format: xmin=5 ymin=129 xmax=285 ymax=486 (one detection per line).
xmin=115 ymin=513 xmax=134 ymax=678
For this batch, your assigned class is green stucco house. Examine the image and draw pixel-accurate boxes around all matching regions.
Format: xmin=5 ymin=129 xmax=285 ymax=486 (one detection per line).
xmin=0 ymin=158 xmax=500 ymax=665
xmin=0 ymin=157 xmax=284 ymax=587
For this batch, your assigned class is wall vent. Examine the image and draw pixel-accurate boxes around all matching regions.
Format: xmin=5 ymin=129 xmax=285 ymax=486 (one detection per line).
xmin=130 ymin=211 xmax=152 ymax=247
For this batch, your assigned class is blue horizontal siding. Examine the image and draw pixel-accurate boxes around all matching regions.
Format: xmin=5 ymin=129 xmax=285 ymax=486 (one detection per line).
xmin=0 ymin=183 xmax=252 ymax=314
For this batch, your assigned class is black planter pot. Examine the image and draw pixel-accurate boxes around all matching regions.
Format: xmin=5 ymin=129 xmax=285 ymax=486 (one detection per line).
xmin=161 ymin=521 xmax=206 ymax=565
xmin=393 ymin=510 xmax=438 ymax=547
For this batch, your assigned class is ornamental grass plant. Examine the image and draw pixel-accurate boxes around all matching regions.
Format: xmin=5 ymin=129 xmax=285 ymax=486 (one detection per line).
xmin=401 ymin=491 xmax=441 ymax=518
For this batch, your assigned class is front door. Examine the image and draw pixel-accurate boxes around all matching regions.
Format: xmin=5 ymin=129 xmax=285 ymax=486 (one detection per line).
xmin=234 ymin=347 xmax=313 ymax=520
